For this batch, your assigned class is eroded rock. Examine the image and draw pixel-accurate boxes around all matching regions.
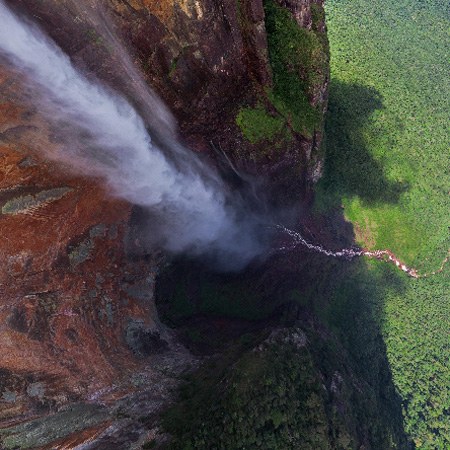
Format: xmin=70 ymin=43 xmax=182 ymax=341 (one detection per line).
xmin=0 ymin=0 xmax=329 ymax=446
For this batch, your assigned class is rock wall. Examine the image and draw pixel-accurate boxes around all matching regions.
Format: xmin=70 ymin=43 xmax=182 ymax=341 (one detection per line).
xmin=0 ymin=63 xmax=174 ymax=418
xmin=0 ymin=0 xmax=329 ymax=447
xmin=109 ymin=0 xmax=329 ymax=195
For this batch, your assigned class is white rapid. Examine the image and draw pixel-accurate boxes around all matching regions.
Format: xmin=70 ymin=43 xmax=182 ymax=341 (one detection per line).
xmin=276 ymin=225 xmax=449 ymax=279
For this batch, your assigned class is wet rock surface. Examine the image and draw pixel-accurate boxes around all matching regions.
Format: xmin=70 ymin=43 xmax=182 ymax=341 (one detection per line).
xmin=0 ymin=0 xmax=328 ymax=447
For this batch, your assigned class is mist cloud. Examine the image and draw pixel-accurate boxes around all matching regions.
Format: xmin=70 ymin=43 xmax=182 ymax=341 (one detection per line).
xmin=0 ymin=1 xmax=267 ymax=269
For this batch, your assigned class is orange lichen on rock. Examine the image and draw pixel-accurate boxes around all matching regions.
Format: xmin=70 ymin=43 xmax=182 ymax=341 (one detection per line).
xmin=135 ymin=0 xmax=203 ymax=25
xmin=141 ymin=0 xmax=177 ymax=24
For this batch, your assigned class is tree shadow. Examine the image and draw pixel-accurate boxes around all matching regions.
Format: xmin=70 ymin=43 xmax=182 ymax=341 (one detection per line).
xmin=156 ymin=80 xmax=414 ymax=447
xmin=299 ymin=80 xmax=414 ymax=447
xmin=319 ymin=81 xmax=408 ymax=205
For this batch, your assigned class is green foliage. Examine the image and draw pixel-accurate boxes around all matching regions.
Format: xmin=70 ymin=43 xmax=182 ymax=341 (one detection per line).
xmin=164 ymin=336 xmax=332 ymax=449
xmin=320 ymin=257 xmax=450 ymax=449
xmin=264 ymin=0 xmax=328 ymax=137
xmin=236 ymin=106 xmax=286 ymax=144
xmin=160 ymin=1 xmax=449 ymax=448
xmin=383 ymin=271 xmax=450 ymax=449
xmin=319 ymin=0 xmax=450 ymax=446
xmin=311 ymin=4 xmax=326 ymax=31
xmin=163 ymin=323 xmax=409 ymax=449
xmin=318 ymin=0 xmax=449 ymax=269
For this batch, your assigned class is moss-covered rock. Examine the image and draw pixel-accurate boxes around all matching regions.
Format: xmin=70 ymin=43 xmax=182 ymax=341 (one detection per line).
xmin=236 ymin=106 xmax=286 ymax=144
xmin=264 ymin=0 xmax=328 ymax=137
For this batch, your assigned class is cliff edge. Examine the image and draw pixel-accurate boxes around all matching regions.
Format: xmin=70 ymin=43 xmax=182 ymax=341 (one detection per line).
xmin=0 ymin=0 xmax=329 ymax=447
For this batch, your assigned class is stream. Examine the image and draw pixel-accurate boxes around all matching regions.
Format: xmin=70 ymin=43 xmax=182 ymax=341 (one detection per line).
xmin=277 ymin=225 xmax=449 ymax=279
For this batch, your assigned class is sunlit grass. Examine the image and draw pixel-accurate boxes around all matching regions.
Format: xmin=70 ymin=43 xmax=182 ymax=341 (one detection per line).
xmin=319 ymin=0 xmax=449 ymax=270
xmin=322 ymin=0 xmax=450 ymax=446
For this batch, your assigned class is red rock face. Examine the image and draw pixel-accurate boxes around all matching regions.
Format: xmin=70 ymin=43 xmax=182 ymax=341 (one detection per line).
xmin=0 ymin=0 xmax=328 ymax=446
xmin=0 ymin=64 xmax=167 ymax=419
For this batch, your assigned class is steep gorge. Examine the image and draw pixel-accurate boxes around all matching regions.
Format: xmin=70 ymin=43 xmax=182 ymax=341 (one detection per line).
xmin=0 ymin=1 xmax=408 ymax=449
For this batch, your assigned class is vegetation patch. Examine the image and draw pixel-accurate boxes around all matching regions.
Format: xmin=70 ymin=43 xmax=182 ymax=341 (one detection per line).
xmin=236 ymin=106 xmax=286 ymax=144
xmin=163 ymin=332 xmax=330 ymax=449
xmin=311 ymin=3 xmax=326 ymax=31
xmin=68 ymin=238 xmax=94 ymax=268
xmin=163 ymin=323 xmax=408 ymax=449
xmin=1 ymin=187 xmax=72 ymax=215
xmin=236 ymin=1 xmax=329 ymax=146
xmin=263 ymin=0 xmax=328 ymax=137
xmin=319 ymin=0 xmax=450 ymax=446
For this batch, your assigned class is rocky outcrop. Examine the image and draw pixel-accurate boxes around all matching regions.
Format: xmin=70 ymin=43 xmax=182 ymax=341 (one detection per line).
xmin=0 ymin=63 xmax=195 ymax=443
xmin=0 ymin=0 xmax=329 ymax=447
xmin=8 ymin=0 xmax=328 ymax=195
xmin=112 ymin=0 xmax=329 ymax=196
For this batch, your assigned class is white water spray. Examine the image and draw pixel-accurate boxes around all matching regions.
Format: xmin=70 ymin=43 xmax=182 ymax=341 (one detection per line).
xmin=0 ymin=1 xmax=264 ymax=268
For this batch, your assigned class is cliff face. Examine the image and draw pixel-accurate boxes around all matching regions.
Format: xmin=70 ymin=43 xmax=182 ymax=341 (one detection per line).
xmin=113 ymin=0 xmax=329 ymax=193
xmin=0 ymin=0 xmax=329 ymax=447
xmin=0 ymin=64 xmax=194 ymax=446
xmin=9 ymin=0 xmax=328 ymax=194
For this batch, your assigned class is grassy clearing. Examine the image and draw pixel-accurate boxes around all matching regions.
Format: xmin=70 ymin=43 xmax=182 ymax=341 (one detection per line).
xmin=317 ymin=0 xmax=449 ymax=270
xmin=319 ymin=0 xmax=450 ymax=447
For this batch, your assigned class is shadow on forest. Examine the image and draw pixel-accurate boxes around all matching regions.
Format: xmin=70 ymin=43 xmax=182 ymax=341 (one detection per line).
xmin=319 ymin=81 xmax=408 ymax=205
xmin=156 ymin=80 xmax=414 ymax=448
xmin=306 ymin=80 xmax=414 ymax=447
xmin=307 ymin=80 xmax=413 ymax=447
